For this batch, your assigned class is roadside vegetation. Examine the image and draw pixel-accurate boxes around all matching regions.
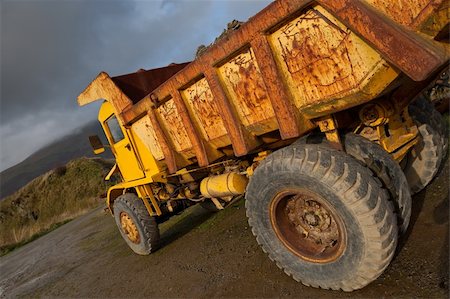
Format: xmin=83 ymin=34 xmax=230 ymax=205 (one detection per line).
xmin=0 ymin=158 xmax=115 ymax=256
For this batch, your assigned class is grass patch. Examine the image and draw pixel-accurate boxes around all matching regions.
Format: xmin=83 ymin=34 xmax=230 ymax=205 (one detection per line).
xmin=0 ymin=158 xmax=116 ymax=256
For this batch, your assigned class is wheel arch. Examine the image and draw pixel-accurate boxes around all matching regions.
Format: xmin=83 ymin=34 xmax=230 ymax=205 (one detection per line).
xmin=107 ymin=185 xmax=138 ymax=214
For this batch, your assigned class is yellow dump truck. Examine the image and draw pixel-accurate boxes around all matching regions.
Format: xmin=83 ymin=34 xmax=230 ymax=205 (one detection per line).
xmin=78 ymin=0 xmax=449 ymax=291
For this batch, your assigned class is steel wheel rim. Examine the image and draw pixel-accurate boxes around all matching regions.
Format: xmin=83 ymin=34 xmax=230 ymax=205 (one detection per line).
xmin=270 ymin=188 xmax=346 ymax=263
xmin=120 ymin=212 xmax=140 ymax=244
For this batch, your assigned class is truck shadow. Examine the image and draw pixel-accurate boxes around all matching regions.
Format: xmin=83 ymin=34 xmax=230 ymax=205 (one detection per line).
xmin=397 ymin=153 xmax=449 ymax=254
xmin=157 ymin=205 xmax=214 ymax=248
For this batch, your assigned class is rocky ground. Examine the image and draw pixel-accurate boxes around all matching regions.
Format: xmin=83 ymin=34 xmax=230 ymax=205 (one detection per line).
xmin=0 ymin=158 xmax=448 ymax=298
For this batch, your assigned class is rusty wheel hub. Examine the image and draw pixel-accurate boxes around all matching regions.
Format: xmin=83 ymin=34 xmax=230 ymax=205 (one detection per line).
xmin=270 ymin=189 xmax=346 ymax=263
xmin=120 ymin=212 xmax=140 ymax=244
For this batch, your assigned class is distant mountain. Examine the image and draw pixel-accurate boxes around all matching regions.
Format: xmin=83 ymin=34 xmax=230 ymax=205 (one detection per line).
xmin=0 ymin=121 xmax=113 ymax=199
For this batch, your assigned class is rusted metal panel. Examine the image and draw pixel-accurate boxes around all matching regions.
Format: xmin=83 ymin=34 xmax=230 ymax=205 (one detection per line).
xmin=419 ymin=1 xmax=450 ymax=38
xmin=204 ymin=69 xmax=260 ymax=156
xmin=317 ymin=0 xmax=448 ymax=81
xmin=79 ymin=0 xmax=449 ymax=171
xmin=364 ymin=0 xmax=445 ymax=29
xmin=121 ymin=97 xmax=152 ymax=125
xmin=217 ymin=48 xmax=278 ymax=135
xmin=78 ymin=72 xmax=133 ymax=113
xmin=147 ymin=0 xmax=315 ymax=109
xmin=155 ymin=99 xmax=194 ymax=156
xmin=268 ymin=6 xmax=398 ymax=115
xmin=180 ymin=77 xmax=229 ymax=147
xmin=146 ymin=110 xmax=178 ymax=173
xmin=251 ymin=36 xmax=315 ymax=139
xmin=131 ymin=116 xmax=164 ymax=161
xmin=170 ymin=88 xmax=209 ymax=167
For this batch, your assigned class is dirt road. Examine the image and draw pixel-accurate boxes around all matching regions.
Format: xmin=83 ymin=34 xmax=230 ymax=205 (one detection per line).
xmin=1 ymin=158 xmax=448 ymax=298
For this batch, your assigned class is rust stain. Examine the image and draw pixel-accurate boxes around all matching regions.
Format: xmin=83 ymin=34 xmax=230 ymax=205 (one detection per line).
xmin=365 ymin=0 xmax=435 ymax=27
xmin=132 ymin=117 xmax=164 ymax=160
xmin=171 ymin=88 xmax=210 ymax=167
xmin=271 ymin=7 xmax=381 ymax=108
xmin=317 ymin=0 xmax=447 ymax=81
xmin=203 ymin=69 xmax=260 ymax=156
xmin=182 ymin=78 xmax=228 ymax=141
xmin=218 ymin=48 xmax=276 ymax=133
xmin=156 ymin=99 xmax=192 ymax=152
xmin=147 ymin=110 xmax=178 ymax=173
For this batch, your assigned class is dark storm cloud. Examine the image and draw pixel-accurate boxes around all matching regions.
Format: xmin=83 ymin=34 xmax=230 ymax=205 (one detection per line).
xmin=0 ymin=0 xmax=271 ymax=170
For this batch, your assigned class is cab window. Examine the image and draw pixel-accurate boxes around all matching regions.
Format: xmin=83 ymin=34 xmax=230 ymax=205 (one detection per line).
xmin=105 ymin=115 xmax=125 ymax=144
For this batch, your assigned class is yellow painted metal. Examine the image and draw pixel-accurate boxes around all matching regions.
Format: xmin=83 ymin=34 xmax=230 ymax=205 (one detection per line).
xmin=81 ymin=1 xmax=445 ymax=224
xmin=268 ymin=6 xmax=400 ymax=118
xmin=93 ymin=148 xmax=105 ymax=155
xmin=99 ymin=100 xmax=168 ymax=216
xmin=132 ymin=116 xmax=165 ymax=161
xmin=376 ymin=111 xmax=419 ymax=154
xmin=246 ymin=151 xmax=271 ymax=177
xmin=210 ymin=198 xmax=225 ymax=210
xmin=105 ymin=164 xmax=118 ymax=181
xmin=419 ymin=2 xmax=449 ymax=37
xmin=391 ymin=138 xmax=419 ymax=162
xmin=120 ymin=211 xmax=140 ymax=244
xmin=127 ymin=124 xmax=164 ymax=179
xmin=357 ymin=102 xmax=419 ymax=161
xmin=105 ymin=179 xmax=163 ymax=216
xmin=138 ymin=184 xmax=162 ymax=216
xmin=77 ymin=72 xmax=132 ymax=113
xmin=317 ymin=115 xmax=343 ymax=150
xmin=99 ymin=102 xmax=144 ymax=182
xmin=200 ymin=172 xmax=249 ymax=199
xmin=359 ymin=103 xmax=392 ymax=127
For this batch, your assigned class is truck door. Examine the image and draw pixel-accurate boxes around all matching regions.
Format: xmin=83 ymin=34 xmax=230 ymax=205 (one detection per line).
xmin=104 ymin=113 xmax=145 ymax=182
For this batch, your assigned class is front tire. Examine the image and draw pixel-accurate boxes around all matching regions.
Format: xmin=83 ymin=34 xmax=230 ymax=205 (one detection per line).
xmin=245 ymin=145 xmax=398 ymax=291
xmin=113 ymin=193 xmax=160 ymax=255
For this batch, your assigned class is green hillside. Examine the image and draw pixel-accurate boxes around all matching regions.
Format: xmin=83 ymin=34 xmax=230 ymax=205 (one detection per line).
xmin=0 ymin=158 xmax=116 ymax=255
xmin=0 ymin=120 xmax=113 ymax=199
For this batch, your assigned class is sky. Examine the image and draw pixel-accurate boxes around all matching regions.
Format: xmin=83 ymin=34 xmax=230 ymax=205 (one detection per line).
xmin=0 ymin=0 xmax=272 ymax=171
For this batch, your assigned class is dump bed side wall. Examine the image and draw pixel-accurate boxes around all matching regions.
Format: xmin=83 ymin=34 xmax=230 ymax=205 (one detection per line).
xmin=116 ymin=0 xmax=448 ymax=174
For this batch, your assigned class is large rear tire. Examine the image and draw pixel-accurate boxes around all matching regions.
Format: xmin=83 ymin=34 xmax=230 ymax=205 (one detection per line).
xmin=113 ymin=193 xmax=160 ymax=255
xmin=245 ymin=145 xmax=398 ymax=291
xmin=410 ymin=94 xmax=448 ymax=154
xmin=292 ymin=133 xmax=412 ymax=234
xmin=342 ymin=133 xmax=411 ymax=233
xmin=404 ymin=100 xmax=444 ymax=194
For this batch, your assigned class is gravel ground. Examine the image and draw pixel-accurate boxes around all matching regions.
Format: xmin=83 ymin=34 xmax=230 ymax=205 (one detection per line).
xmin=0 ymin=158 xmax=448 ymax=298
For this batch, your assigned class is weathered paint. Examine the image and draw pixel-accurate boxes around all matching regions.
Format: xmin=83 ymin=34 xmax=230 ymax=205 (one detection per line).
xmin=79 ymin=0 xmax=448 ymax=175
xmin=269 ymin=6 xmax=389 ymax=111
xmin=218 ymin=48 xmax=277 ymax=135
xmin=317 ymin=0 xmax=448 ymax=81
xmin=181 ymin=78 xmax=229 ymax=147
xmin=419 ymin=1 xmax=449 ymax=37
xmin=365 ymin=0 xmax=436 ymax=27
xmin=131 ymin=116 xmax=164 ymax=161
xmin=203 ymin=69 xmax=261 ymax=156
xmin=156 ymin=99 xmax=193 ymax=155
xmin=251 ymin=35 xmax=315 ymax=139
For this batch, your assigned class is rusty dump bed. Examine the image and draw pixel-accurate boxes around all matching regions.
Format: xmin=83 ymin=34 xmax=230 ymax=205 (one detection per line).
xmin=78 ymin=0 xmax=449 ymax=174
